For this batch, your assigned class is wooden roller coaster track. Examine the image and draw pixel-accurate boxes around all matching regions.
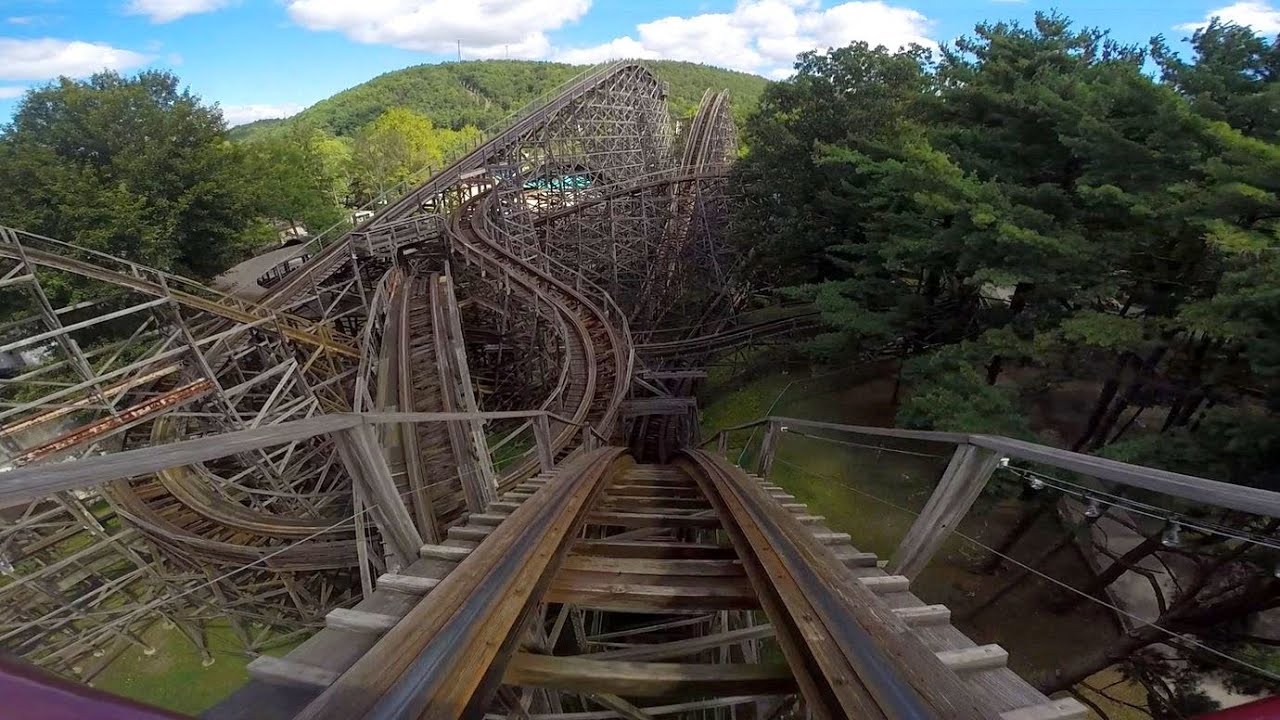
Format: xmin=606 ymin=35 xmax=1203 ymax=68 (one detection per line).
xmin=15 ymin=59 xmax=1240 ymax=720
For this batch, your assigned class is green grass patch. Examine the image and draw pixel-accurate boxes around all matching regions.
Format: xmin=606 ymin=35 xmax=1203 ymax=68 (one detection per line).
xmin=92 ymin=621 xmax=306 ymax=716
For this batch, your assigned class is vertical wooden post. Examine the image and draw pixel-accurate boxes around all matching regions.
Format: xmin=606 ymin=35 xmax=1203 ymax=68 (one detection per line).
xmin=336 ymin=426 xmax=422 ymax=567
xmin=533 ymin=415 xmax=555 ymax=472
xmin=756 ymin=421 xmax=781 ymax=479
xmin=716 ymin=432 xmax=728 ymax=456
xmin=888 ymin=444 xmax=1002 ymax=579
xmin=352 ymin=492 xmax=374 ymax=598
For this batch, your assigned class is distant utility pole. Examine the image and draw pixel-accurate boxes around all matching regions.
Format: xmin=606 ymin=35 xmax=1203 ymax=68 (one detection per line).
xmin=457 ymin=40 xmax=462 ymax=61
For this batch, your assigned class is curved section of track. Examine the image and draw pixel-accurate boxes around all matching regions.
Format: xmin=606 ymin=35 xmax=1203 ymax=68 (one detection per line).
xmin=637 ymin=310 xmax=821 ymax=362
xmin=259 ymin=61 xmax=664 ymax=312
xmin=449 ymin=191 xmax=631 ymax=478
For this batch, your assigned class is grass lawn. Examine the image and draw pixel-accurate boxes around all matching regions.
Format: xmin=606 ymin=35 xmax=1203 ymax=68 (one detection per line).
xmin=92 ymin=621 xmax=306 ymax=716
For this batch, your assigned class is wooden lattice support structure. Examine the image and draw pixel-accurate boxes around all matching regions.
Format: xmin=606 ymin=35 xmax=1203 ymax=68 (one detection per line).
xmin=0 ymin=62 xmax=743 ymax=679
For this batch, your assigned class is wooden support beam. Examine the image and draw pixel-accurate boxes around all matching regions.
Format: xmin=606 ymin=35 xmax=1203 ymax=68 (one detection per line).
xmin=892 ymin=605 xmax=951 ymax=626
xmin=573 ymin=540 xmax=737 ymax=560
xmin=889 ymin=444 xmax=1001 ymax=579
xmin=533 ymin=414 xmax=555 ymax=473
xmin=325 ymin=608 xmax=400 ymax=634
xmin=336 ymin=425 xmax=422 ymax=566
xmin=503 ymin=653 xmax=796 ymax=697
xmin=937 ymin=644 xmax=1008 ymax=672
xmin=376 ymin=573 xmax=440 ymax=595
xmin=586 ymin=512 xmax=721 ymax=529
xmin=561 ymin=556 xmax=743 ymax=576
xmin=999 ymin=699 xmax=1089 ymax=720
xmin=419 ymin=543 xmax=472 ymax=561
xmin=756 ymin=420 xmax=781 ymax=479
xmin=586 ymin=625 xmax=775 ymax=661
xmin=831 ymin=548 xmax=879 ymax=567
xmin=858 ymin=575 xmax=911 ymax=594
xmin=586 ymin=693 xmax=655 ymax=720
xmin=247 ymin=656 xmax=339 ymax=688
xmin=548 ymin=572 xmax=758 ymax=612
xmin=448 ymin=525 xmax=493 ymax=542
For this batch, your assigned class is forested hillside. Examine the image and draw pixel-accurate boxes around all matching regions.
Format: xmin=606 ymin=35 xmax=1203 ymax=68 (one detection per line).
xmin=229 ymin=60 xmax=767 ymax=140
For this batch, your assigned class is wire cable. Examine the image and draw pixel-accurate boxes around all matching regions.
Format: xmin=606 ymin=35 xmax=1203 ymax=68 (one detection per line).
xmin=1001 ymin=465 xmax=1280 ymax=552
xmin=769 ymin=456 xmax=1280 ymax=684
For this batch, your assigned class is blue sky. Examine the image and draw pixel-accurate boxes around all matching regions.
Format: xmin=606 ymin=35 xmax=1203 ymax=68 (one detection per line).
xmin=0 ymin=0 xmax=1276 ymax=126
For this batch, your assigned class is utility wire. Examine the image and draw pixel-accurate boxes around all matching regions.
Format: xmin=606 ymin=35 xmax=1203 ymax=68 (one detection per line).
xmin=770 ymin=456 xmax=1280 ymax=685
xmin=1001 ymin=465 xmax=1280 ymax=552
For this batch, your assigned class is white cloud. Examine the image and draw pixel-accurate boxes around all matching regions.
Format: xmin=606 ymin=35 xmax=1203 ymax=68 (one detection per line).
xmin=125 ymin=0 xmax=235 ymax=23
xmin=1176 ymin=1 xmax=1280 ymax=33
xmin=556 ymin=1 xmax=935 ymax=75
xmin=285 ymin=0 xmax=590 ymax=59
xmin=0 ymin=86 xmax=26 ymax=99
xmin=0 ymin=38 xmax=149 ymax=81
xmin=220 ymin=102 xmax=305 ymax=127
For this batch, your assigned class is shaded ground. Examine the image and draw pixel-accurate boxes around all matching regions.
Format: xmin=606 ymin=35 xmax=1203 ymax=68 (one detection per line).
xmin=700 ymin=366 xmax=1149 ymax=718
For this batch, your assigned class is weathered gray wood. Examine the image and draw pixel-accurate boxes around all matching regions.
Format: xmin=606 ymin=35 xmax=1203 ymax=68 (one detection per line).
xmin=889 ymin=444 xmax=1001 ymax=579
xmin=937 ymin=644 xmax=1008 ymax=672
xmin=448 ymin=525 xmax=493 ymax=541
xmin=999 ymin=699 xmax=1089 ymax=720
xmin=336 ymin=426 xmax=422 ymax=566
xmin=418 ymin=543 xmax=472 ymax=561
xmin=325 ymin=608 xmax=400 ymax=634
xmin=0 ymin=408 xmax=591 ymax=509
xmin=756 ymin=420 xmax=781 ymax=479
xmin=831 ymin=547 xmax=878 ymax=567
xmin=376 ymin=573 xmax=440 ymax=595
xmin=533 ymin=414 xmax=555 ymax=472
xmin=585 ymin=625 xmax=775 ymax=662
xmin=893 ymin=605 xmax=951 ymax=626
xmin=247 ymin=656 xmax=340 ymax=688
xmin=503 ymin=654 xmax=796 ymax=697
xmin=857 ymin=575 xmax=910 ymax=593
xmin=0 ymin=413 xmax=361 ymax=508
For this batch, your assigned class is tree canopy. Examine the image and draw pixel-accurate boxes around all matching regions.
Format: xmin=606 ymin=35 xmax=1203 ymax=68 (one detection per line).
xmin=735 ymin=15 xmax=1280 ymax=483
xmin=230 ymin=59 xmax=768 ymax=141
xmin=0 ymin=70 xmax=263 ymax=279
xmin=733 ymin=15 xmax=1280 ymax=708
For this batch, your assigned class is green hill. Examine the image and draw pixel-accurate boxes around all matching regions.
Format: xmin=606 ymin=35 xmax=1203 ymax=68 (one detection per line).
xmin=229 ymin=60 xmax=768 ymax=140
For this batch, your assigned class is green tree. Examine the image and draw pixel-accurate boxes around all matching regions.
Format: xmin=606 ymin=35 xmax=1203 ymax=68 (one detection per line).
xmin=0 ymin=70 xmax=262 ymax=280
xmin=246 ymin=124 xmax=351 ymax=237
xmin=732 ymin=13 xmax=1280 ymax=705
xmin=351 ymin=107 xmax=481 ymax=200
xmin=1152 ymin=20 xmax=1280 ymax=140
